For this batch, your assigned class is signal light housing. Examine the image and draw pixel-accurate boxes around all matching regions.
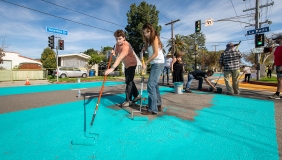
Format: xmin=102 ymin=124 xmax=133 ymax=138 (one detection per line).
xmin=48 ymin=35 xmax=55 ymax=49
xmin=58 ymin=40 xmax=64 ymax=50
xmin=195 ymin=20 xmax=201 ymax=33
xmin=255 ymin=34 xmax=264 ymax=47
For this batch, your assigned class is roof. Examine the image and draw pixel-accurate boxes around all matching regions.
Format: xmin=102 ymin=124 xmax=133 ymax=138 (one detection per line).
xmin=58 ymin=53 xmax=90 ymax=59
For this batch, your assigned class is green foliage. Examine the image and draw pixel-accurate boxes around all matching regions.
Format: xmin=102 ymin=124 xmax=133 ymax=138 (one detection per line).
xmin=88 ymin=54 xmax=104 ymax=66
xmin=84 ymin=48 xmax=99 ymax=56
xmin=84 ymin=48 xmax=105 ymax=67
xmin=102 ymin=46 xmax=113 ymax=55
xmin=125 ymin=1 xmax=162 ymax=56
xmin=41 ymin=47 xmax=56 ymax=68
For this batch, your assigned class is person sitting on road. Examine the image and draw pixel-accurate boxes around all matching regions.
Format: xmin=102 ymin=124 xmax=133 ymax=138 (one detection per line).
xmin=185 ymin=70 xmax=217 ymax=93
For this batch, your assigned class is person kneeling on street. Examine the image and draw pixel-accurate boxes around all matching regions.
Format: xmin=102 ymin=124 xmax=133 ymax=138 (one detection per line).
xmin=185 ymin=70 xmax=217 ymax=93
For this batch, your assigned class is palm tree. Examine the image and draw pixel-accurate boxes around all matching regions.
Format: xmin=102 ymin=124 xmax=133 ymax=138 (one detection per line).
xmin=166 ymin=34 xmax=188 ymax=54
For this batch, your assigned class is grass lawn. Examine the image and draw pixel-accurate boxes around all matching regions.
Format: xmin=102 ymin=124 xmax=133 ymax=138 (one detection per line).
xmin=255 ymin=76 xmax=277 ymax=83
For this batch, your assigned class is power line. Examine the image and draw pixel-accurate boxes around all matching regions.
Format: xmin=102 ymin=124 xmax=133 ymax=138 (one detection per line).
xmin=41 ymin=0 xmax=125 ymax=28
xmin=0 ymin=0 xmax=115 ymax=33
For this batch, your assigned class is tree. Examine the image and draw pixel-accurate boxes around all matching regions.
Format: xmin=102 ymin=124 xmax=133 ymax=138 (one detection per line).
xmin=85 ymin=48 xmax=105 ymax=69
xmin=41 ymin=47 xmax=56 ymax=69
xmin=260 ymin=35 xmax=275 ymax=64
xmin=166 ymin=34 xmax=188 ymax=54
xmin=180 ymin=33 xmax=206 ymax=70
xmin=84 ymin=48 xmax=99 ymax=56
xmin=125 ymin=1 xmax=161 ymax=56
xmin=0 ymin=35 xmax=8 ymax=64
xmin=101 ymin=46 xmax=113 ymax=55
xmin=204 ymin=50 xmax=223 ymax=70
xmin=242 ymin=51 xmax=256 ymax=66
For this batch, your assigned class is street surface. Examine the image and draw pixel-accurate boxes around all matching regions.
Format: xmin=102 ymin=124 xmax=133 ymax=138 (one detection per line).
xmin=0 ymin=75 xmax=281 ymax=159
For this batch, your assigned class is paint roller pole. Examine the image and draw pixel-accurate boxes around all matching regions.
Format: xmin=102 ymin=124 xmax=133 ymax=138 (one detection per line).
xmin=131 ymin=48 xmax=148 ymax=121
xmin=90 ymin=45 xmax=115 ymax=126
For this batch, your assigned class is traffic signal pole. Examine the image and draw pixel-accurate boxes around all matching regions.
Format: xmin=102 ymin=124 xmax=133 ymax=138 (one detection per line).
xmin=255 ymin=0 xmax=260 ymax=80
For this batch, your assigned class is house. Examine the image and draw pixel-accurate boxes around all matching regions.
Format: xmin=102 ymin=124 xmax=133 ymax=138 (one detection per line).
xmin=58 ymin=53 xmax=90 ymax=69
xmin=1 ymin=52 xmax=42 ymax=69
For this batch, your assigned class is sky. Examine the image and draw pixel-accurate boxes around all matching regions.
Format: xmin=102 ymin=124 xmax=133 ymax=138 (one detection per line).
xmin=0 ymin=0 xmax=281 ymax=59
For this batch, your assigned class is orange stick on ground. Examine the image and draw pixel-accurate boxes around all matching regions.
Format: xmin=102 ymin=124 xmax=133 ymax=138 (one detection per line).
xmin=90 ymin=45 xmax=114 ymax=126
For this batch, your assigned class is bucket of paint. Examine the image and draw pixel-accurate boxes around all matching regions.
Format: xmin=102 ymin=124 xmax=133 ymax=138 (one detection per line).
xmin=174 ymin=82 xmax=183 ymax=94
xmin=77 ymin=78 xmax=81 ymax=83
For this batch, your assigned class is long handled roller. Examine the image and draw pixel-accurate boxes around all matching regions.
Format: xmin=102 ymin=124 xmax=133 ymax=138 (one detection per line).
xmin=90 ymin=45 xmax=115 ymax=126
xmin=71 ymin=45 xmax=115 ymax=146
xmin=131 ymin=48 xmax=148 ymax=121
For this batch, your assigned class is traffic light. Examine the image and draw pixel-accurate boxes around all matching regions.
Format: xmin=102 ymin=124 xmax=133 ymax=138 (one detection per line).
xmin=195 ymin=20 xmax=201 ymax=33
xmin=48 ymin=35 xmax=55 ymax=49
xmin=255 ymin=34 xmax=264 ymax=47
xmin=58 ymin=39 xmax=64 ymax=50
xmin=263 ymin=47 xmax=272 ymax=53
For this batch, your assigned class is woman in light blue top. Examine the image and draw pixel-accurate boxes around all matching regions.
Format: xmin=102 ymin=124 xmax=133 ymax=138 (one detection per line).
xmin=141 ymin=23 xmax=165 ymax=115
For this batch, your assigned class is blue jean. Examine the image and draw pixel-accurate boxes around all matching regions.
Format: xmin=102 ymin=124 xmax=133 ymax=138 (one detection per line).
xmin=162 ymin=66 xmax=170 ymax=83
xmin=147 ymin=63 xmax=164 ymax=113
xmin=186 ymin=74 xmax=203 ymax=90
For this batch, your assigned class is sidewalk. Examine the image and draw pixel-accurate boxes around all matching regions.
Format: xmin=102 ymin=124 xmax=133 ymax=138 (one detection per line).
xmin=0 ymin=80 xmax=51 ymax=87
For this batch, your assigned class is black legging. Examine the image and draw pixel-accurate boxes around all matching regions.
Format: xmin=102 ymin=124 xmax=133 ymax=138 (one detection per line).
xmin=267 ymin=70 xmax=272 ymax=78
xmin=244 ymin=74 xmax=251 ymax=83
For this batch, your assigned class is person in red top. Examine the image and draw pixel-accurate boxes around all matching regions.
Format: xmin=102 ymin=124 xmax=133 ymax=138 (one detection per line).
xmin=105 ymin=30 xmax=140 ymax=106
xmin=269 ymin=34 xmax=282 ymax=99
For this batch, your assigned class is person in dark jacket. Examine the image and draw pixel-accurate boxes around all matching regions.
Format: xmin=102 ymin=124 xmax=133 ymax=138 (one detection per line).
xmin=185 ymin=70 xmax=217 ymax=93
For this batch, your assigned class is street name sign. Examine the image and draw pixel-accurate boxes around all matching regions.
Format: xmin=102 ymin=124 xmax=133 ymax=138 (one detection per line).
xmin=246 ymin=26 xmax=269 ymax=35
xmin=253 ymin=48 xmax=263 ymax=53
xmin=46 ymin=27 xmax=68 ymax=35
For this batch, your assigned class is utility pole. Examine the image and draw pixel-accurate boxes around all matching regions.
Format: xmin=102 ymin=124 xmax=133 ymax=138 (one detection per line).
xmin=243 ymin=0 xmax=274 ymax=80
xmin=165 ymin=19 xmax=180 ymax=58
xmin=255 ymin=0 xmax=260 ymax=80
xmin=211 ymin=44 xmax=220 ymax=71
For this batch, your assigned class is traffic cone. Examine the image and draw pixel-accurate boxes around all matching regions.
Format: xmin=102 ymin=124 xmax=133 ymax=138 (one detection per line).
xmin=25 ymin=76 xmax=30 ymax=85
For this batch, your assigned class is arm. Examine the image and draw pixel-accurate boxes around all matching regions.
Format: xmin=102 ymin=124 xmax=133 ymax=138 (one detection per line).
xmin=171 ymin=57 xmax=176 ymax=72
xmin=204 ymin=78 xmax=216 ymax=90
xmin=145 ymin=36 xmax=159 ymax=65
xmin=104 ymin=45 xmax=129 ymax=75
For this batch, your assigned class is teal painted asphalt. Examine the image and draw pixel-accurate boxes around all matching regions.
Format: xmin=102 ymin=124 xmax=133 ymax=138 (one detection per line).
xmin=0 ymin=82 xmax=279 ymax=159
xmin=0 ymin=81 xmax=124 ymax=96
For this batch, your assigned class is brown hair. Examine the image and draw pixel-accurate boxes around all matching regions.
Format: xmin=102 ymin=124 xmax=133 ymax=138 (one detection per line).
xmin=114 ymin=29 xmax=126 ymax=38
xmin=207 ymin=70 xmax=214 ymax=75
xmin=175 ymin=50 xmax=184 ymax=58
xmin=142 ymin=23 xmax=163 ymax=49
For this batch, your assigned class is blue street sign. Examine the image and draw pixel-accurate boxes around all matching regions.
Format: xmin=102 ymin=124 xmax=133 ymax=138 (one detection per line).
xmin=46 ymin=27 xmax=68 ymax=35
xmin=246 ymin=26 xmax=270 ymax=36
xmin=247 ymin=29 xmax=256 ymax=35
xmin=257 ymin=26 xmax=269 ymax=34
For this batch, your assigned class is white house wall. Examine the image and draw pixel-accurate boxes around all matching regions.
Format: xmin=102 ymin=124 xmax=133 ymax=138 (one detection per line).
xmin=2 ymin=52 xmax=41 ymax=69
xmin=61 ymin=56 xmax=88 ymax=68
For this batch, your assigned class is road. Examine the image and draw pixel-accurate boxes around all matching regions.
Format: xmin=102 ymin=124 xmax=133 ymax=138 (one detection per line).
xmin=0 ymin=75 xmax=281 ymax=159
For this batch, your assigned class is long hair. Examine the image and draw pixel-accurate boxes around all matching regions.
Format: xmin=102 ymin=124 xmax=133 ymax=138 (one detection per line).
xmin=142 ymin=23 xmax=163 ymax=49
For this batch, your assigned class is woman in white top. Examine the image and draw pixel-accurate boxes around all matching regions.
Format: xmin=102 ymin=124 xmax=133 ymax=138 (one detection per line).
xmin=141 ymin=23 xmax=165 ymax=115
xmin=242 ymin=65 xmax=252 ymax=83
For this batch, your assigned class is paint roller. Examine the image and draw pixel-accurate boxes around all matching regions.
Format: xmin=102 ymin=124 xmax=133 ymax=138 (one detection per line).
xmin=71 ymin=45 xmax=115 ymax=146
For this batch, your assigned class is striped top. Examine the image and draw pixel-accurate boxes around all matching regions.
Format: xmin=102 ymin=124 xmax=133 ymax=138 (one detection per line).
xmin=219 ymin=50 xmax=242 ymax=71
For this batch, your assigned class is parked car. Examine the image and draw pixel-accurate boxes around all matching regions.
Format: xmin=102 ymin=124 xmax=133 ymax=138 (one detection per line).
xmin=53 ymin=67 xmax=88 ymax=78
